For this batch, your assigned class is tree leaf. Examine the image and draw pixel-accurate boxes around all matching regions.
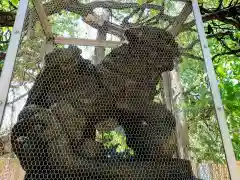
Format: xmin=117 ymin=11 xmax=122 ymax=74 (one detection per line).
xmin=11 ymin=0 xmax=19 ymax=6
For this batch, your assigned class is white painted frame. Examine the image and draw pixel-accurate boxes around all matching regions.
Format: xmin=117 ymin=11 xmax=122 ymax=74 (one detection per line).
xmin=54 ymin=37 xmax=123 ymax=48
xmin=0 ymin=0 xmax=29 ymax=127
xmin=192 ymin=0 xmax=238 ymax=179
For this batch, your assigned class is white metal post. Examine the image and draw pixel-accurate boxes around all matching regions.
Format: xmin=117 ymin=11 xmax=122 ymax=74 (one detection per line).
xmin=192 ymin=0 xmax=238 ymax=179
xmin=0 ymin=0 xmax=29 ymax=128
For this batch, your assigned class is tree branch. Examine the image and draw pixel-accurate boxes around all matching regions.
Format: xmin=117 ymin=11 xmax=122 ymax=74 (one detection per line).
xmin=1 ymin=0 xmax=239 ymax=51
xmin=137 ymin=8 xmax=145 ymax=23
xmin=23 ymin=70 xmax=37 ymax=81
xmin=44 ymin=1 xmax=166 ymax=37
xmin=141 ymin=13 xmax=175 ymax=25
xmin=0 ymin=40 xmax=9 ymax=44
xmin=8 ymin=0 xmax=18 ymax=10
xmin=2 ymin=0 xmax=238 ymax=37
xmin=1 ymin=1 xmax=171 ymax=37
xmin=43 ymin=0 xmax=164 ymax=17
xmin=7 ymin=92 xmax=28 ymax=105
xmin=212 ymin=50 xmax=240 ymax=61
xmin=185 ymin=31 xmax=233 ymax=50
xmin=85 ymin=1 xmax=165 ymax=12
xmin=182 ymin=52 xmax=204 ymax=61
xmin=122 ymin=8 xmax=141 ymax=26
xmin=217 ymin=0 xmax=223 ymax=10
xmin=181 ymin=4 xmax=240 ymax=31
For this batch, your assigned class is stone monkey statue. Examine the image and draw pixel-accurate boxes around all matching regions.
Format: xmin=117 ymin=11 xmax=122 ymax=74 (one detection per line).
xmin=11 ymin=46 xmax=113 ymax=172
xmin=96 ymin=26 xmax=180 ymax=160
xmin=98 ymin=26 xmax=180 ymax=110
xmin=10 ymin=46 xmax=185 ymax=179
xmin=11 ymin=27 xmax=198 ymax=179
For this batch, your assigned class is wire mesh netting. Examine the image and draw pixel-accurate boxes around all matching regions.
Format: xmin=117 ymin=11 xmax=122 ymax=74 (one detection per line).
xmin=0 ymin=0 xmax=233 ymax=179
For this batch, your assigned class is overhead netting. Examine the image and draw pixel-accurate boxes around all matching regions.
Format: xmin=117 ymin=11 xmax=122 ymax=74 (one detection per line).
xmin=0 ymin=0 xmax=231 ymax=179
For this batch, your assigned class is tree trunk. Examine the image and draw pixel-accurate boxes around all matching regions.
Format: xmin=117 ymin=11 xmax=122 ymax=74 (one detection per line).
xmin=170 ymin=66 xmax=189 ymax=159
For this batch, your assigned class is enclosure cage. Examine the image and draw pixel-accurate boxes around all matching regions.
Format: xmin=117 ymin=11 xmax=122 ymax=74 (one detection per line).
xmin=0 ymin=0 xmax=239 ymax=179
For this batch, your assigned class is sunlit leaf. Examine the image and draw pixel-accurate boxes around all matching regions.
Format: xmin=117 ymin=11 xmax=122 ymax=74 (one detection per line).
xmin=11 ymin=0 xmax=19 ymax=6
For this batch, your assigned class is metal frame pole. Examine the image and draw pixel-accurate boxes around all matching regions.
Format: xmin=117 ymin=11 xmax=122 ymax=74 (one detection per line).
xmin=192 ymin=0 xmax=238 ymax=179
xmin=0 ymin=0 xmax=29 ymax=128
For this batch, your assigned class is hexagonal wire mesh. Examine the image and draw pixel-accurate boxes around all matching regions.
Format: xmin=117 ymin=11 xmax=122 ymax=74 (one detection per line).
xmin=0 ymin=0 xmax=237 ymax=179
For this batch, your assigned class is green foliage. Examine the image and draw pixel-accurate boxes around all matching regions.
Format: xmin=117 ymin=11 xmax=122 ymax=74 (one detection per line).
xmin=50 ymin=11 xmax=80 ymax=36
xmin=179 ymin=57 xmax=224 ymax=163
xmin=100 ymin=130 xmax=133 ymax=154
xmin=11 ymin=0 xmax=19 ymax=7
xmin=137 ymin=0 xmax=164 ymax=5
xmin=178 ymin=29 xmax=240 ymax=163
xmin=174 ymin=0 xmax=240 ymax=163
xmin=214 ymin=55 xmax=240 ymax=160
xmin=0 ymin=0 xmax=19 ymax=74
xmin=0 ymin=0 xmax=18 ymax=11
xmin=0 ymin=60 xmax=3 ymax=71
